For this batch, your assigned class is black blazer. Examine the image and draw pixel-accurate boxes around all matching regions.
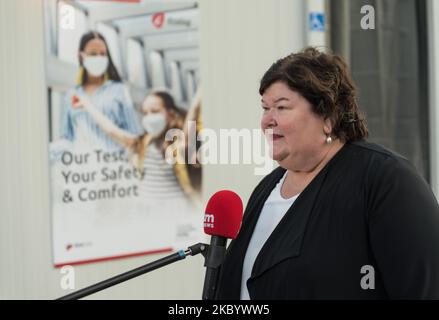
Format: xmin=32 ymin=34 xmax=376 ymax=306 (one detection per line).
xmin=215 ymin=141 xmax=439 ymax=299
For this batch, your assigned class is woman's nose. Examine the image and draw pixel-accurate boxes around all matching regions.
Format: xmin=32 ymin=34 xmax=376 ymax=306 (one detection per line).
xmin=262 ymin=111 xmax=277 ymax=129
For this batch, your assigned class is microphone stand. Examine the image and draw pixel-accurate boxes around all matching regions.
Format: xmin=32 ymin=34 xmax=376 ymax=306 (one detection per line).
xmin=57 ymin=243 xmax=208 ymax=300
xmin=202 ymin=237 xmax=227 ymax=300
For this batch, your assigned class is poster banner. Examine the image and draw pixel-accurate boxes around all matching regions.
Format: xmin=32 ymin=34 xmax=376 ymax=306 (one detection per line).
xmin=44 ymin=0 xmax=203 ymax=267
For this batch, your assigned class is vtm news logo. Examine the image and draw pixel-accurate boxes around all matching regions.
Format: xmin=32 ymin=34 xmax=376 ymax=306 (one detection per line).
xmin=204 ymin=213 xmax=214 ymax=229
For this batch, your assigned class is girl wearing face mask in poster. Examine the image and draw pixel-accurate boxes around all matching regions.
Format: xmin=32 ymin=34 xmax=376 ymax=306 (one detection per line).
xmin=71 ymin=90 xmax=202 ymax=208
xmin=61 ymin=31 xmax=142 ymax=149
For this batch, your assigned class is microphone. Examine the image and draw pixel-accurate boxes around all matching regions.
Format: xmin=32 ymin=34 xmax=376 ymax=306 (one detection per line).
xmin=202 ymin=190 xmax=243 ymax=300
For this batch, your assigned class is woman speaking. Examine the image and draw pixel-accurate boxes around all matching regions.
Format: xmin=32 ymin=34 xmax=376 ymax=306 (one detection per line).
xmin=216 ymin=47 xmax=439 ymax=299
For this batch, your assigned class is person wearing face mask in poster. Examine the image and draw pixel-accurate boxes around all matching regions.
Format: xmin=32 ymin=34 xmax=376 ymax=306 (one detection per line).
xmin=71 ymin=90 xmax=202 ymax=209
xmin=61 ymin=31 xmax=142 ymax=149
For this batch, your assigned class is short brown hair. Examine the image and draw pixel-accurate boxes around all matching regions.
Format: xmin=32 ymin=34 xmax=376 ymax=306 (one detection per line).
xmin=259 ymin=47 xmax=368 ymax=142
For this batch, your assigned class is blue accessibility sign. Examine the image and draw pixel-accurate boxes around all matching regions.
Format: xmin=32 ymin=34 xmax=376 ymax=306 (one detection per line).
xmin=309 ymin=12 xmax=325 ymax=32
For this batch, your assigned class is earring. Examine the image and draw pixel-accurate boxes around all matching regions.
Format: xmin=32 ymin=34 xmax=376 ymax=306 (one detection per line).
xmin=326 ymin=135 xmax=333 ymax=144
xmin=104 ymin=72 xmax=109 ymax=83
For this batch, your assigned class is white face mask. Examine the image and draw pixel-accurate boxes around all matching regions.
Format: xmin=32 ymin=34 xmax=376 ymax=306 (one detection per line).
xmin=142 ymin=113 xmax=167 ymax=136
xmin=83 ymin=56 xmax=109 ymax=77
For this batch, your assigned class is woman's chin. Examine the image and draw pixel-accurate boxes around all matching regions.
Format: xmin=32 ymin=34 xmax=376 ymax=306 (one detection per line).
xmin=271 ymin=150 xmax=289 ymax=162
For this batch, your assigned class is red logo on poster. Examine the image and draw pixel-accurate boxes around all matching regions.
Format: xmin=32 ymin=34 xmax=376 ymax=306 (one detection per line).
xmin=152 ymin=12 xmax=165 ymax=29
xmin=66 ymin=244 xmax=73 ymax=251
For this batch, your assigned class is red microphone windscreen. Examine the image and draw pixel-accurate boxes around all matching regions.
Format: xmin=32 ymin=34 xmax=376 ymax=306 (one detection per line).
xmin=204 ymin=190 xmax=243 ymax=239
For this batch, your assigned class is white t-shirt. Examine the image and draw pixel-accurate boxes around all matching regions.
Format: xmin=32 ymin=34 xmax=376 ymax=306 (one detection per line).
xmin=240 ymin=171 xmax=300 ymax=300
xmin=138 ymin=142 xmax=195 ymax=214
